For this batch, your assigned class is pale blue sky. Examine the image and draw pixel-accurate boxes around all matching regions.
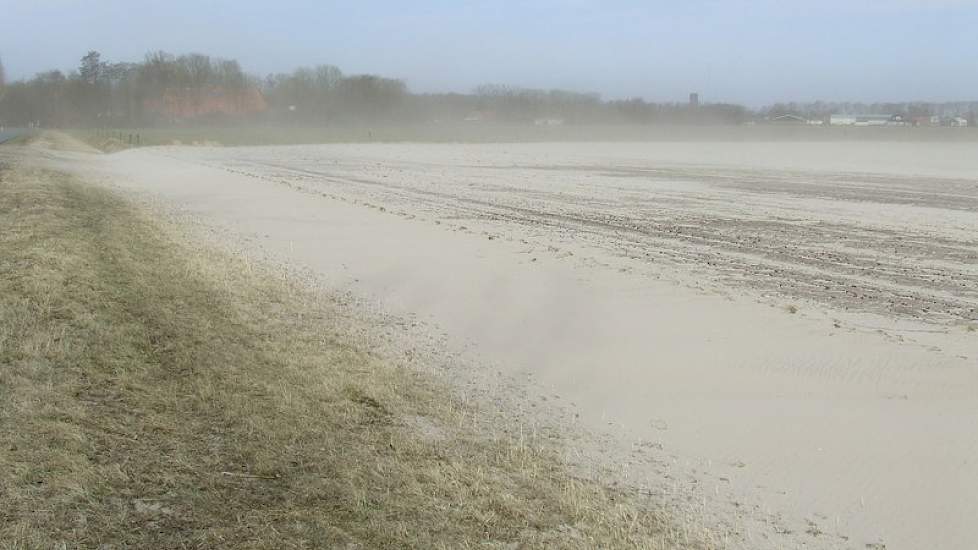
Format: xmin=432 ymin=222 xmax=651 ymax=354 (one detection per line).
xmin=1 ymin=0 xmax=976 ymax=105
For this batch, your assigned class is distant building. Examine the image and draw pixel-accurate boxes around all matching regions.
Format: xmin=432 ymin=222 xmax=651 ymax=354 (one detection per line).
xmin=769 ymin=114 xmax=824 ymax=125
xmin=830 ymin=114 xmax=903 ymax=126
xmin=689 ymin=92 xmax=699 ymax=109
xmin=463 ymin=110 xmax=495 ymax=123
xmin=771 ymin=114 xmax=808 ymax=124
xmin=945 ymin=116 xmax=969 ymax=127
xmin=830 ymin=114 xmax=853 ymax=126
xmin=533 ymin=118 xmax=565 ymax=126
xmin=911 ymin=115 xmax=940 ymax=127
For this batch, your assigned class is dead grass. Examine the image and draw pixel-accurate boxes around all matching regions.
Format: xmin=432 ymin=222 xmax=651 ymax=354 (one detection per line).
xmin=0 ymin=161 xmax=695 ymax=548
xmin=84 ymin=136 xmax=130 ymax=153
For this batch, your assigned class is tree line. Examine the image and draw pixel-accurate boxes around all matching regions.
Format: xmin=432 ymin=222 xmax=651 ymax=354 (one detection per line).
xmin=2 ymin=51 xmax=973 ymax=128
xmin=1 ymin=51 xmax=256 ymax=127
xmin=0 ymin=50 xmax=754 ymax=128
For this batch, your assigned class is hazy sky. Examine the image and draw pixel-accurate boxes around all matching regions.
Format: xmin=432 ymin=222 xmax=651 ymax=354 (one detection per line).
xmin=2 ymin=0 xmax=976 ymax=105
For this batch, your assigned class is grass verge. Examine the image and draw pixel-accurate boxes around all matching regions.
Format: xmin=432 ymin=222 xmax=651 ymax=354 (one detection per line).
xmin=0 ymin=159 xmax=690 ymax=548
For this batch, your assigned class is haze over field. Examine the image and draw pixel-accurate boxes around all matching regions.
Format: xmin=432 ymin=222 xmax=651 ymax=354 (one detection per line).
xmin=1 ymin=2 xmax=977 ymax=550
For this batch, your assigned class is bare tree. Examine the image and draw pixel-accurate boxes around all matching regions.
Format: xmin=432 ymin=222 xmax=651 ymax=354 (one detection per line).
xmin=79 ymin=51 xmax=103 ymax=85
xmin=181 ymin=53 xmax=213 ymax=89
xmin=314 ymin=65 xmax=343 ymax=91
xmin=338 ymin=75 xmax=407 ymax=121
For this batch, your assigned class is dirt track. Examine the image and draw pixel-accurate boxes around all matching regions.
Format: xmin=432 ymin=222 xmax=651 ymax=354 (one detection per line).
xmin=37 ymin=139 xmax=978 ymax=550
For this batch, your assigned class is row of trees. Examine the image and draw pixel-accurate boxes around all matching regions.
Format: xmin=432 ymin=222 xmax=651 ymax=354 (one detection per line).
xmin=0 ymin=51 xmax=256 ymax=127
xmin=264 ymin=66 xmax=407 ymax=123
xmin=10 ymin=50 xmax=971 ymax=128
xmin=0 ymin=50 xmax=757 ymax=128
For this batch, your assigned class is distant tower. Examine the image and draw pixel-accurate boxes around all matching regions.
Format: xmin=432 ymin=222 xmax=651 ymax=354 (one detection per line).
xmin=689 ymin=92 xmax=700 ymax=108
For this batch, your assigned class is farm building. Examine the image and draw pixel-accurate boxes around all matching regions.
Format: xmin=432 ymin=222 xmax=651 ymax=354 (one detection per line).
xmin=533 ymin=118 xmax=565 ymax=126
xmin=770 ymin=114 xmax=823 ymax=125
xmin=463 ymin=111 xmax=494 ymax=123
xmin=771 ymin=114 xmax=807 ymax=124
xmin=830 ymin=114 xmax=904 ymax=126
xmin=911 ymin=115 xmax=940 ymax=127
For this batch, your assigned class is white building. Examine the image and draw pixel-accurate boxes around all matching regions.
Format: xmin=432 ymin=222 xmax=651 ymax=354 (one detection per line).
xmin=830 ymin=114 xmax=896 ymax=126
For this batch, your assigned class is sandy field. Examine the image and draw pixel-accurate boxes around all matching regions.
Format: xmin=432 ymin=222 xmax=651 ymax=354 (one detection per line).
xmin=44 ymin=139 xmax=977 ymax=549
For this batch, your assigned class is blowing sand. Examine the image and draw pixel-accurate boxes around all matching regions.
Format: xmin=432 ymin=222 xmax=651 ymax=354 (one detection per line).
xmin=44 ymin=139 xmax=977 ymax=549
